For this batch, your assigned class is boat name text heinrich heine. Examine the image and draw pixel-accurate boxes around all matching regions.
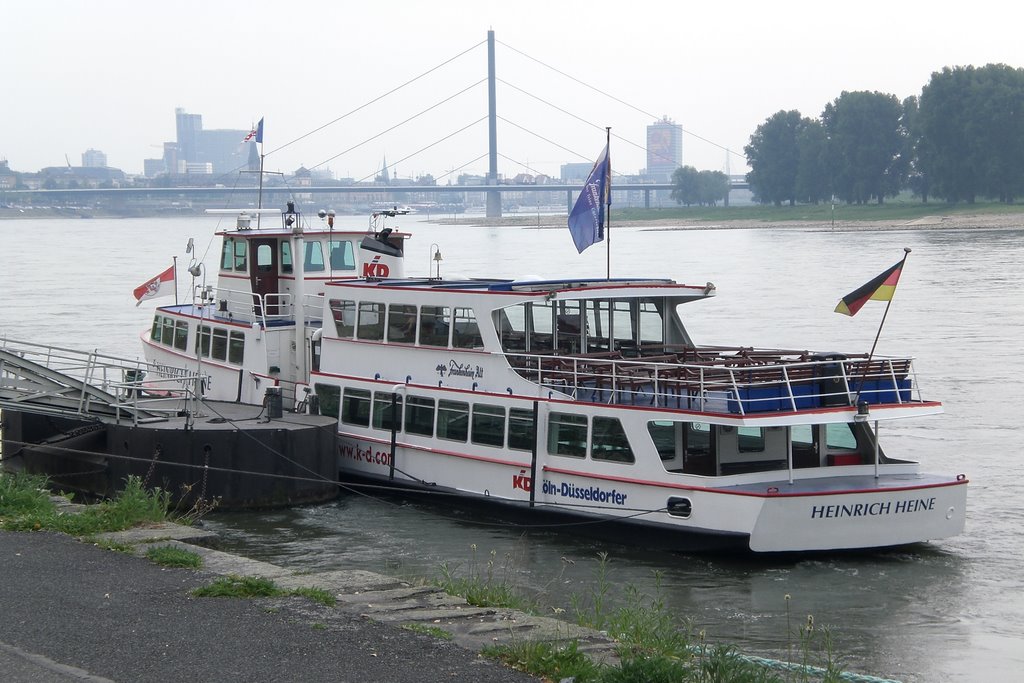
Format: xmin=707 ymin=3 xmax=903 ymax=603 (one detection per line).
xmin=811 ymin=497 xmax=935 ymax=519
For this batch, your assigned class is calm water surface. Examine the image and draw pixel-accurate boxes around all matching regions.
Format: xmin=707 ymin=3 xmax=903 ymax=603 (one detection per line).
xmin=2 ymin=213 xmax=1021 ymax=682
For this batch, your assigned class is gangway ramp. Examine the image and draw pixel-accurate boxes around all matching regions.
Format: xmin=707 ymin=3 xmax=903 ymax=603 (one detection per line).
xmin=0 ymin=339 xmax=199 ymax=425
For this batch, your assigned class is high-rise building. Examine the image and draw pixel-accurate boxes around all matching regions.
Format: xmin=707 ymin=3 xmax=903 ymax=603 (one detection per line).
xmin=82 ymin=149 xmax=107 ymax=168
xmin=163 ymin=108 xmax=254 ymax=176
xmin=646 ymin=117 xmax=683 ymax=182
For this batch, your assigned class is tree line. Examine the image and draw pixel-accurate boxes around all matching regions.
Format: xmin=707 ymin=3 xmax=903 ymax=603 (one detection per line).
xmin=671 ymin=63 xmax=1024 ymax=206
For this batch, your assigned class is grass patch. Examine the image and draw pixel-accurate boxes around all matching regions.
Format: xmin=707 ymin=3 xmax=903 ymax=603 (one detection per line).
xmin=145 ymin=544 xmax=203 ymax=569
xmin=191 ymin=575 xmax=336 ymax=607
xmin=1 ymin=473 xmax=170 ymax=535
xmin=480 ymin=552 xmax=849 ymax=683
xmin=403 ymin=623 xmax=454 ymax=641
xmin=484 ymin=640 xmax=602 ymax=682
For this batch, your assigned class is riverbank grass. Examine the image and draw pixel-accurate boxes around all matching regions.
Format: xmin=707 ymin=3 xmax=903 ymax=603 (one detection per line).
xmin=444 ymin=549 xmax=848 ymax=683
xmin=0 ymin=472 xmax=169 ymax=535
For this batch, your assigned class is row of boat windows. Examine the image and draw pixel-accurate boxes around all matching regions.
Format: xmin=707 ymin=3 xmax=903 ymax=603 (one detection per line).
xmin=315 ymin=385 xmax=637 ymax=463
xmin=150 ymin=316 xmax=245 ymax=365
xmin=221 ymin=238 xmax=357 ymax=274
xmin=498 ymin=298 xmax=669 ymax=355
xmin=329 ymin=299 xmax=485 ymax=349
xmin=314 ymin=384 xmax=867 ymax=475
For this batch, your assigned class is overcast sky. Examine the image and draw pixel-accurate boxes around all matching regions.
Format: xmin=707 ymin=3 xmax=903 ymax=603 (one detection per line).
xmin=3 ymin=1 xmax=1021 ymax=181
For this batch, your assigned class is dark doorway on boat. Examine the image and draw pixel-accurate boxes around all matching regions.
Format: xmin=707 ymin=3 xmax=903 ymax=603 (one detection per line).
xmin=250 ymin=238 xmax=279 ymax=315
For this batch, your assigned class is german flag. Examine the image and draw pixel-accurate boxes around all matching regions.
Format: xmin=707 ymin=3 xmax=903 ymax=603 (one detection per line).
xmin=834 ymin=259 xmax=904 ymax=316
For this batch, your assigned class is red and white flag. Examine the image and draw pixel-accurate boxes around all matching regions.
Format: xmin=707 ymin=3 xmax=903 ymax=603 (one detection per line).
xmin=133 ymin=265 xmax=175 ymax=306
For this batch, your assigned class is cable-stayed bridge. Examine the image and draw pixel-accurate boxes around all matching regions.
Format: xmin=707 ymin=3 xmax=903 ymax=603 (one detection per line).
xmin=5 ymin=31 xmax=747 ymax=215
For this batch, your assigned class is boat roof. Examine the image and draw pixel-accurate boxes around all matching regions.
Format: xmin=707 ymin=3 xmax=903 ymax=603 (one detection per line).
xmin=327 ymin=277 xmax=714 ymax=297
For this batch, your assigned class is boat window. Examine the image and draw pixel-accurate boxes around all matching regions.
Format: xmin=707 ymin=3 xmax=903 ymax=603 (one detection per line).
xmin=791 ymin=424 xmax=818 ymax=468
xmin=329 ymin=299 xmax=356 ymax=338
xmin=211 ymin=328 xmax=228 ymax=361
xmin=196 ymin=325 xmax=211 ymax=356
xmin=647 ymin=420 xmax=714 ymax=475
xmin=221 ymin=240 xmax=234 ymax=271
xmin=356 ymin=302 xmax=385 ymax=341
xmin=404 ymin=396 xmax=435 ymax=436
xmin=556 ymin=300 xmax=582 ymax=355
xmin=304 ymin=241 xmax=325 ymax=272
xmin=497 ymin=304 xmax=527 ymax=353
xmin=372 ymin=391 xmax=403 ymax=432
xmin=256 ymin=244 xmax=274 ymax=273
xmin=233 ymin=240 xmax=247 ymax=272
xmin=530 ymin=301 xmax=554 ymax=353
xmin=826 ymin=423 xmax=857 ymax=450
xmin=471 ymin=404 xmax=505 ymax=447
xmin=329 ymin=240 xmax=356 ymax=271
xmin=638 ymin=298 xmax=665 ymax=348
xmin=341 ymin=388 xmax=371 ymax=426
xmin=585 ymin=300 xmax=611 ymax=353
xmin=437 ymin=399 xmax=469 ymax=442
xmin=173 ymin=320 xmax=188 ymax=351
xmin=313 ymin=383 xmax=340 ymax=419
xmin=508 ymin=407 xmax=536 ymax=451
xmin=737 ymin=427 xmax=766 ymax=453
xmin=280 ymin=241 xmax=293 ymax=274
xmin=151 ymin=316 xmax=162 ymax=342
xmin=452 ymin=307 xmax=483 ymax=349
xmin=548 ymin=412 xmax=587 ymax=458
xmin=612 ymin=300 xmax=636 ymax=355
xmin=591 ymin=417 xmax=635 ymax=463
xmin=159 ymin=317 xmax=173 ymax=346
xmin=228 ymin=331 xmax=245 ymax=364
xmin=387 ymin=304 xmax=417 ymax=345
xmin=419 ymin=306 xmax=451 ymax=347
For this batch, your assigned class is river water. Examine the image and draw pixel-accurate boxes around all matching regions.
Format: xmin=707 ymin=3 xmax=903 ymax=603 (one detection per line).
xmin=1 ymin=212 xmax=1021 ymax=682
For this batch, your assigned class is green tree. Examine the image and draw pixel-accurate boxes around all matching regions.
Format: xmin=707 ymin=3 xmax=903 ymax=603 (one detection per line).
xmin=697 ymin=169 xmax=729 ymax=206
xmin=744 ymin=110 xmax=805 ymax=206
xmin=794 ymin=119 xmax=830 ymax=204
xmin=821 ymin=91 xmax=906 ymax=204
xmin=670 ymin=165 xmax=701 ymax=206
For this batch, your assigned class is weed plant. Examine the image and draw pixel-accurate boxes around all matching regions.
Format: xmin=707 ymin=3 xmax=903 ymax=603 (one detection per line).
xmin=145 ymin=544 xmax=203 ymax=568
xmin=191 ymin=575 xmax=336 ymax=607
xmin=402 ymin=623 xmax=454 ymax=640
xmin=435 ymin=543 xmax=533 ymax=610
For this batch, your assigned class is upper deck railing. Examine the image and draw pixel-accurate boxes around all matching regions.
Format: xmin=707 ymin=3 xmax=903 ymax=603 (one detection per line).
xmin=194 ymin=286 xmax=323 ymax=327
xmin=507 ymin=345 xmax=919 ymax=415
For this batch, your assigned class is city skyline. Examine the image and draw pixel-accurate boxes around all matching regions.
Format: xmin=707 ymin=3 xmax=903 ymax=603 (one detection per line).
xmin=3 ymin=1 xmax=1021 ymax=180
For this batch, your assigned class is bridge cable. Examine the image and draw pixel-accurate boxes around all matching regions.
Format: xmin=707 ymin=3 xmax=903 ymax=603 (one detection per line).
xmin=350 ymin=117 xmax=488 ymax=184
xmin=498 ymin=78 xmax=681 ymax=169
xmin=498 ymin=39 xmax=744 ymax=160
xmin=264 ymin=39 xmax=487 ymax=158
xmin=309 ymin=80 xmax=487 ymax=172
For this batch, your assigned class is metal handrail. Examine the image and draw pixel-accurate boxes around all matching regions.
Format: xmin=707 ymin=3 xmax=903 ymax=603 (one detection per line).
xmin=506 ymin=349 xmax=918 ymax=415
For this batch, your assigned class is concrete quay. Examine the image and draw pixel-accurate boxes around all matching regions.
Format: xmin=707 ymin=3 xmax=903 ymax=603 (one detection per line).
xmin=1 ymin=521 xmax=621 ymax=682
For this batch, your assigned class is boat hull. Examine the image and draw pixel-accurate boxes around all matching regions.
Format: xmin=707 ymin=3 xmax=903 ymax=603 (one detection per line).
xmin=336 ymin=433 xmax=967 ymax=553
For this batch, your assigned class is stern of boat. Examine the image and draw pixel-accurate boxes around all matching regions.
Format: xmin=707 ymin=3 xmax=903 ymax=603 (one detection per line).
xmin=746 ymin=475 xmax=968 ymax=552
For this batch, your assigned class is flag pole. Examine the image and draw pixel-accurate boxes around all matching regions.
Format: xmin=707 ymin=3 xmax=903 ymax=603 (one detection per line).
xmin=172 ymin=255 xmax=178 ymax=306
xmin=854 ymin=247 xmax=911 ymax=403
xmin=605 ymin=126 xmax=611 ymax=280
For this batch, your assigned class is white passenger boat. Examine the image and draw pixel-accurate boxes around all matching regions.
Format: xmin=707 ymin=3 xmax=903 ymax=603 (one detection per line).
xmin=141 ymin=205 xmax=967 ymax=552
xmin=141 ymin=203 xmax=408 ymax=408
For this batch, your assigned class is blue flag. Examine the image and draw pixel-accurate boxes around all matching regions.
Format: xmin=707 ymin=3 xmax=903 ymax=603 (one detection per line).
xmin=244 ymin=117 xmax=264 ymax=144
xmin=568 ymin=144 xmax=610 ymax=253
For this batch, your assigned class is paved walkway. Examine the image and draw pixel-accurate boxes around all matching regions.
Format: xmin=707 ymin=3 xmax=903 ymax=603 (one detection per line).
xmin=0 ymin=523 xmax=618 ymax=682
